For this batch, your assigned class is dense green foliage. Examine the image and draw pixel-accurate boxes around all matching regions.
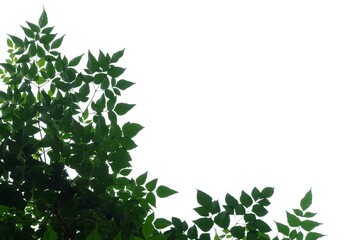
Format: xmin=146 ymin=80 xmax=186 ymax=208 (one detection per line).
xmin=0 ymin=9 xmax=324 ymax=240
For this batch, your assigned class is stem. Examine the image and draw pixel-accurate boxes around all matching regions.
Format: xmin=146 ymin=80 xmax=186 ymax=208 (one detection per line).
xmin=54 ymin=205 xmax=75 ymax=240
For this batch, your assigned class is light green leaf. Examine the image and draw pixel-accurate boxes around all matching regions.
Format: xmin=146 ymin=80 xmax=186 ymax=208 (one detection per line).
xmin=156 ymin=185 xmax=178 ymax=198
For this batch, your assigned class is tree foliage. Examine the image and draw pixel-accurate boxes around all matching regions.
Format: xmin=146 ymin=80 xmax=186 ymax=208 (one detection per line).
xmin=0 ymin=9 xmax=325 ymax=240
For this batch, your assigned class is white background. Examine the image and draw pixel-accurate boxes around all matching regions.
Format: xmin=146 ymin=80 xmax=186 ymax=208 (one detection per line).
xmin=1 ymin=1 xmax=360 ymax=239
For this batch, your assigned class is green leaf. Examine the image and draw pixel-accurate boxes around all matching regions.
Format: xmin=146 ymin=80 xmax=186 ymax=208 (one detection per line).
xmin=142 ymin=217 xmax=154 ymax=238
xmin=254 ymin=219 xmax=271 ymax=233
xmin=300 ymin=189 xmax=312 ymax=211
xmin=42 ymin=225 xmax=58 ymax=240
xmin=209 ymin=200 xmax=221 ymax=214
xmin=116 ymin=79 xmax=135 ymax=90
xmin=69 ymin=54 xmax=84 ymax=66
xmin=108 ymin=66 xmax=126 ymax=78
xmin=0 ymin=64 xmax=15 ymax=74
xmin=252 ymin=204 xmax=268 ymax=217
xmin=258 ymin=198 xmax=271 ymax=207
xmin=196 ymin=190 xmax=212 ymax=209
xmin=297 ymin=231 xmax=304 ymax=240
xmin=293 ymin=209 xmax=303 ymax=217
xmin=37 ymin=44 xmax=46 ymax=57
xmin=123 ymin=122 xmax=144 ymax=138
xmin=301 ymin=220 xmax=322 ymax=231
xmin=260 ymin=187 xmax=274 ymax=198
xmin=136 ymin=171 xmax=148 ymax=185
xmin=87 ymin=51 xmax=99 ymax=72
xmin=51 ymin=35 xmax=65 ymax=49
xmin=194 ymin=206 xmax=209 ymax=217
xmin=145 ymin=178 xmax=158 ymax=191
xmin=29 ymin=43 xmax=37 ymax=56
xmin=114 ymin=103 xmax=135 ymax=115
xmin=21 ymin=26 xmax=35 ymax=38
xmin=0 ymin=205 xmax=13 ymax=215
xmin=156 ymin=185 xmax=178 ymax=198
xmin=214 ymin=211 xmax=230 ymax=229
xmin=86 ymin=226 xmax=101 ymax=240
xmin=46 ymin=62 xmax=56 ymax=78
xmin=79 ymin=83 xmax=90 ymax=97
xmin=230 ymin=226 xmax=245 ymax=239
xmin=26 ymin=21 xmax=40 ymax=32
xmin=119 ymin=137 xmax=137 ymax=150
xmin=225 ymin=193 xmax=238 ymax=208
xmin=199 ymin=233 xmax=211 ymax=240
xmin=235 ymin=204 xmax=245 ymax=215
xmin=251 ymin=187 xmax=261 ymax=201
xmin=154 ymin=218 xmax=172 ymax=229
xmin=193 ymin=218 xmax=213 ymax=232
xmin=39 ymin=8 xmax=48 ymax=28
xmin=146 ymin=192 xmax=156 ymax=207
xmin=98 ymin=50 xmax=109 ymax=70
xmin=111 ymin=49 xmax=125 ymax=63
xmin=8 ymin=35 xmax=24 ymax=48
xmin=287 ymin=211 xmax=301 ymax=227
xmin=7 ymin=38 xmax=13 ymax=47
xmin=38 ymin=58 xmax=46 ymax=67
xmin=187 ymin=225 xmax=198 ymax=239
xmin=305 ymin=232 xmax=325 ymax=240
xmin=304 ymin=212 xmax=317 ymax=218
xmin=240 ymin=190 xmax=253 ymax=208
xmin=244 ymin=213 xmax=256 ymax=222
xmin=40 ymin=34 xmax=57 ymax=45
xmin=42 ymin=26 xmax=54 ymax=34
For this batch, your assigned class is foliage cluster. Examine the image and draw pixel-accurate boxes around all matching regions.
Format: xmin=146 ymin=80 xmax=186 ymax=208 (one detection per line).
xmin=0 ymin=9 xmax=324 ymax=240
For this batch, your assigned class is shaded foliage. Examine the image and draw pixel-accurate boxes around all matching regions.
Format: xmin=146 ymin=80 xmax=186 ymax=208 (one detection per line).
xmin=0 ymin=9 xmax=324 ymax=240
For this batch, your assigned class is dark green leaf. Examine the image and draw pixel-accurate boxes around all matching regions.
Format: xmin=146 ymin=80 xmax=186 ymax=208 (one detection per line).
xmin=240 ymin=190 xmax=253 ymax=208
xmin=251 ymin=187 xmax=261 ymax=201
xmin=87 ymin=51 xmax=99 ymax=72
xmin=209 ymin=200 xmax=221 ymax=214
xmin=287 ymin=211 xmax=301 ymax=227
xmin=260 ymin=187 xmax=274 ymax=198
xmin=142 ymin=217 xmax=154 ymax=238
xmin=136 ymin=172 xmax=148 ymax=185
xmin=230 ymin=226 xmax=245 ymax=239
xmin=108 ymin=66 xmax=126 ymax=78
xmin=301 ymin=220 xmax=322 ymax=231
xmin=254 ymin=219 xmax=271 ymax=233
xmin=94 ymin=73 xmax=107 ymax=84
xmin=114 ymin=103 xmax=135 ymax=115
xmin=108 ymin=111 xmax=117 ymax=123
xmin=146 ymin=192 xmax=156 ymax=207
xmin=42 ymin=225 xmax=58 ymax=240
xmin=187 ymin=225 xmax=198 ymax=239
xmin=21 ymin=26 xmax=35 ymax=38
xmin=225 ymin=193 xmax=238 ymax=208
xmin=293 ymin=209 xmax=303 ymax=217
xmin=39 ymin=8 xmax=48 ymax=28
xmin=69 ymin=54 xmax=84 ymax=66
xmin=244 ymin=213 xmax=256 ymax=222
xmin=111 ymin=49 xmax=125 ymax=63
xmin=51 ymin=34 xmax=65 ymax=49
xmin=235 ymin=204 xmax=246 ymax=215
xmin=116 ymin=79 xmax=135 ymax=90
xmin=258 ymin=198 xmax=271 ymax=206
xmin=37 ymin=44 xmax=46 ymax=57
xmin=194 ymin=206 xmax=209 ymax=217
xmin=193 ymin=218 xmax=213 ymax=232
xmin=122 ymin=122 xmax=144 ymax=138
xmin=29 ymin=43 xmax=37 ymax=56
xmin=98 ymin=50 xmax=109 ymax=70
xmin=100 ymin=76 xmax=110 ymax=89
xmin=0 ymin=64 xmax=15 ymax=73
xmin=197 ymin=190 xmax=212 ymax=209
xmin=305 ymin=232 xmax=325 ymax=240
xmin=79 ymin=83 xmax=90 ymax=97
xmin=252 ymin=204 xmax=268 ymax=217
xmin=156 ymin=185 xmax=178 ymax=198
xmin=154 ymin=218 xmax=172 ymax=229
xmin=145 ymin=178 xmax=158 ymax=192
xmin=214 ymin=211 xmax=230 ymax=229
xmin=8 ymin=35 xmax=24 ymax=48
xmin=119 ymin=137 xmax=137 ymax=150
xmin=40 ymin=34 xmax=57 ymax=45
xmin=26 ymin=21 xmax=40 ymax=32
xmin=46 ymin=62 xmax=56 ymax=78
xmin=304 ymin=212 xmax=317 ymax=218
xmin=42 ymin=26 xmax=54 ymax=34
xmin=300 ymin=189 xmax=312 ymax=211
